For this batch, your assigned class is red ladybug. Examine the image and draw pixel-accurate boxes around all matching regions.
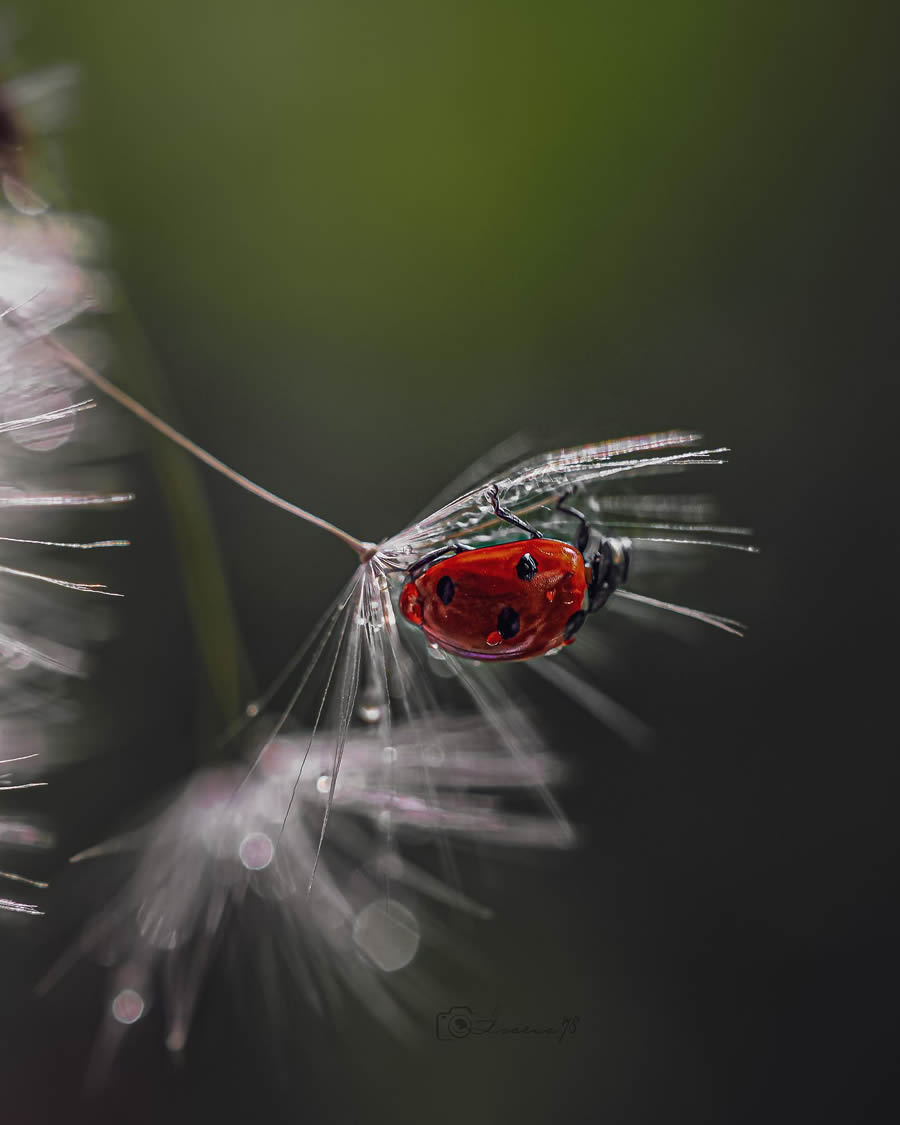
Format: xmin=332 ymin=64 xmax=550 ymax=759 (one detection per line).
xmin=399 ymin=485 xmax=630 ymax=662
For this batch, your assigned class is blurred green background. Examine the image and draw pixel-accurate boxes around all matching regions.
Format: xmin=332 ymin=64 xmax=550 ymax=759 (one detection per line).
xmin=3 ymin=2 xmax=897 ymax=1123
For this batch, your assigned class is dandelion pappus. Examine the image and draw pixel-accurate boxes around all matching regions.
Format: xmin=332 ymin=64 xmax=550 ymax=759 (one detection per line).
xmin=45 ymin=345 xmax=757 ymax=1054
xmin=44 ymin=353 xmax=752 ymax=682
xmin=399 ymin=485 xmax=631 ymax=660
xmin=0 ymin=96 xmax=133 ymax=916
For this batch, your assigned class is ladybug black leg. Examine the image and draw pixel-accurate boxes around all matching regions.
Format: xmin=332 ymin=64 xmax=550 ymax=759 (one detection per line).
xmin=486 ymin=483 xmax=543 ymax=539
xmin=408 ymin=541 xmax=473 ymax=580
xmin=555 ymin=489 xmax=590 ymax=556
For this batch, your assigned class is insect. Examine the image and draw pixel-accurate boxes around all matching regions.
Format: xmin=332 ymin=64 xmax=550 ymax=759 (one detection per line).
xmin=399 ymin=484 xmax=630 ymax=660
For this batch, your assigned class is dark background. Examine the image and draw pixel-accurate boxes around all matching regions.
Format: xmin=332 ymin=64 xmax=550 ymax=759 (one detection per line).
xmin=1 ymin=2 xmax=897 ymax=1123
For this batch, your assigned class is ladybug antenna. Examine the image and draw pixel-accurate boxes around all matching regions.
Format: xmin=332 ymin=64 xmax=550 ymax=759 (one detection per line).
xmin=47 ymin=337 xmax=371 ymax=559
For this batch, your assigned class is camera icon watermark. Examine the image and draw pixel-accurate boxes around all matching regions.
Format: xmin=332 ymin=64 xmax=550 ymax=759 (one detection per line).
xmin=435 ymin=1006 xmax=580 ymax=1044
xmin=435 ymin=1006 xmax=493 ymax=1040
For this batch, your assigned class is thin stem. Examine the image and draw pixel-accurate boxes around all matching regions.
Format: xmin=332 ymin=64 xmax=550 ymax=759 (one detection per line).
xmin=46 ymin=336 xmax=370 ymax=559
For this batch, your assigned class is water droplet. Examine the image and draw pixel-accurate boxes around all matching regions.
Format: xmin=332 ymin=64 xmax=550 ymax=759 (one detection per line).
xmin=5 ymin=649 xmax=31 ymax=672
xmin=358 ymin=701 xmax=382 ymax=724
xmin=239 ymin=831 xmax=274 ymax=870
xmin=486 ymin=631 xmax=502 ymax=646
xmin=4 ymin=386 xmax=77 ymax=452
xmin=316 ymin=774 xmax=331 ymax=795
xmin=2 ymin=173 xmax=48 ymax=216
xmin=427 ymin=645 xmax=455 ymax=677
xmin=352 ymin=900 xmax=420 ymax=972
xmin=111 ymin=988 xmax=145 ymax=1025
xmin=382 ymin=745 xmax=397 ymax=763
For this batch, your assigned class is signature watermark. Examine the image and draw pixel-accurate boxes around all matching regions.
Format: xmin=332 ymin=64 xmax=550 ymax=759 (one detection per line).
xmin=435 ymin=1007 xmax=580 ymax=1044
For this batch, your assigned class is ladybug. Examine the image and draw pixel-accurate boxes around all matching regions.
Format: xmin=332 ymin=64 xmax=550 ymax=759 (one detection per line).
xmin=399 ymin=485 xmax=631 ymax=661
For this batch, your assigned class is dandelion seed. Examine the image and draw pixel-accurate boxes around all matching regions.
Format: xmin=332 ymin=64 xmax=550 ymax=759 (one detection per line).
xmin=49 ymin=716 xmax=571 ymax=1055
xmin=0 ymin=71 xmax=129 ymax=906
xmin=42 ymin=193 xmax=754 ymax=1055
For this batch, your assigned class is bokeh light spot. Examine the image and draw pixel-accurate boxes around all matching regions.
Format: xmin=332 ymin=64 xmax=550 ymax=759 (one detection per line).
xmin=239 ymin=831 xmax=274 ymax=870
xmin=111 ymin=988 xmax=145 ymax=1025
xmin=352 ymin=899 xmax=420 ymax=972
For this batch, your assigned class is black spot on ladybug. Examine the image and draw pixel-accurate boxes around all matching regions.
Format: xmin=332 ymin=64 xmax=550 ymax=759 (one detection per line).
xmin=497 ymin=607 xmax=520 ymax=639
xmin=563 ymin=610 xmax=585 ymax=640
xmin=516 ymin=552 xmax=538 ymax=581
xmin=436 ymin=575 xmax=455 ymax=605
